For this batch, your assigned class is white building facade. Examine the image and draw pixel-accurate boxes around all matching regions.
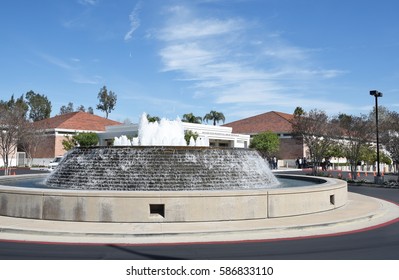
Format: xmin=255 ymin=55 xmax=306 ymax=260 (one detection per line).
xmin=98 ymin=122 xmax=250 ymax=148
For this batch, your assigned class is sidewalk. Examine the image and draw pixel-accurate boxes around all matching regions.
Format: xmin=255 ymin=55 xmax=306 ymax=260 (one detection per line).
xmin=0 ymin=192 xmax=398 ymax=245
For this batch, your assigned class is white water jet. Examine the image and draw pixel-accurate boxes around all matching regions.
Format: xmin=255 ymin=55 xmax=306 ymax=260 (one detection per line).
xmin=114 ymin=135 xmax=131 ymax=146
xmin=189 ymin=137 xmax=196 ymax=146
xmin=114 ymin=113 xmax=208 ymax=147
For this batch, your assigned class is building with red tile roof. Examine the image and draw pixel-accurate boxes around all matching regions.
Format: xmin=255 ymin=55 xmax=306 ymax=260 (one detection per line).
xmin=224 ymin=111 xmax=305 ymax=163
xmin=34 ymin=111 xmax=121 ymax=131
xmin=33 ymin=112 xmax=121 ymax=161
xmin=224 ymin=111 xmax=294 ymax=135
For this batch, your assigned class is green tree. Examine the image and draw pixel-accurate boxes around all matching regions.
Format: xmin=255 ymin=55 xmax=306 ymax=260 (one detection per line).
xmin=25 ymin=90 xmax=52 ymax=121
xmin=147 ymin=115 xmax=160 ymax=123
xmin=203 ymin=110 xmax=225 ymax=126
xmin=293 ymin=106 xmax=305 ymax=116
xmin=3 ymin=95 xmax=29 ymax=118
xmin=249 ymin=131 xmax=280 ymax=159
xmin=62 ymin=132 xmax=99 ymax=150
xmin=97 ymin=86 xmax=117 ymax=119
xmin=62 ymin=135 xmax=77 ymax=151
xmin=182 ymin=113 xmax=202 ymax=124
xmin=73 ymin=132 xmax=99 ymax=147
xmin=324 ymin=142 xmax=346 ymax=168
xmin=87 ymin=107 xmax=94 ymax=114
xmin=358 ymin=145 xmax=375 ymax=165
xmin=184 ymin=130 xmax=199 ymax=145
xmin=59 ymin=102 xmax=74 ymax=115
xmin=334 ymin=113 xmax=374 ymax=179
xmin=59 ymin=102 xmax=94 ymax=115
xmin=76 ymin=105 xmax=94 ymax=114
xmin=325 ymin=142 xmax=345 ymax=159
xmin=292 ymin=109 xmax=338 ymax=175
xmin=379 ymin=152 xmax=392 ymax=165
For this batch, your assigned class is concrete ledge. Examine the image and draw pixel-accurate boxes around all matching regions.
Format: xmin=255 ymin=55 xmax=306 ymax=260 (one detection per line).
xmin=0 ymin=192 xmax=397 ymax=244
xmin=0 ymin=174 xmax=347 ymax=223
xmin=268 ymin=175 xmax=347 ymax=217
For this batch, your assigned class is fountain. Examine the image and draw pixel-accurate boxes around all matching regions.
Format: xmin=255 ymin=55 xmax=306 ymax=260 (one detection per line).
xmin=46 ymin=113 xmax=279 ymax=191
xmin=44 ymin=147 xmax=280 ymax=191
xmin=0 ymin=113 xmax=347 ymax=223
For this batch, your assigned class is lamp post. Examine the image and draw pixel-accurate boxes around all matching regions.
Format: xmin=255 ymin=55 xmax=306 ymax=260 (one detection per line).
xmin=370 ymin=90 xmax=384 ymax=184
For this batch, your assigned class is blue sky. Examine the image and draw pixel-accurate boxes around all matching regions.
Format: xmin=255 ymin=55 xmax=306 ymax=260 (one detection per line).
xmin=1 ymin=0 xmax=399 ymax=123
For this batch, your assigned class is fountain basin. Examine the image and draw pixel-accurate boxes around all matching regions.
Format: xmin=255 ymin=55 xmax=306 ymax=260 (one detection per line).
xmin=0 ymin=174 xmax=347 ymax=222
xmin=45 ymin=146 xmax=280 ymax=191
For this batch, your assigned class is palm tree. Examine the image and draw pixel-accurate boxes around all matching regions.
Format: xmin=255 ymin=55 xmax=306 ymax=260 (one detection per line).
xmin=293 ymin=106 xmax=305 ymax=116
xmin=182 ymin=113 xmax=202 ymax=124
xmin=203 ymin=110 xmax=225 ymax=126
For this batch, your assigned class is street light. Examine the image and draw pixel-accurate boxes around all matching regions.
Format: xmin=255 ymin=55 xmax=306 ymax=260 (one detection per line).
xmin=370 ymin=90 xmax=384 ymax=184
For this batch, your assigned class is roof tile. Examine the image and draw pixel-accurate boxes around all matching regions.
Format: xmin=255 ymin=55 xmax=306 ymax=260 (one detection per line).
xmin=224 ymin=111 xmax=294 ymax=134
xmin=34 ymin=111 xmax=121 ymax=131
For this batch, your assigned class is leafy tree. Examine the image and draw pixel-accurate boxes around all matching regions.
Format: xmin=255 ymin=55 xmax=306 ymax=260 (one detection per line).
xmin=334 ymin=113 xmax=374 ymax=179
xmin=62 ymin=135 xmax=77 ymax=151
xmin=184 ymin=130 xmax=199 ymax=145
xmin=62 ymin=132 xmax=99 ymax=150
xmin=73 ymin=132 xmax=99 ymax=147
xmin=203 ymin=110 xmax=225 ymax=126
xmin=77 ymin=105 xmax=85 ymax=112
xmin=292 ymin=109 xmax=338 ymax=175
xmin=380 ymin=152 xmax=392 ymax=165
xmin=293 ymin=106 xmax=305 ymax=116
xmin=87 ymin=107 xmax=94 ymax=114
xmin=249 ymin=131 xmax=280 ymax=159
xmin=59 ymin=102 xmax=74 ymax=115
xmin=182 ymin=113 xmax=202 ymax=124
xmin=325 ymin=142 xmax=345 ymax=159
xmin=25 ymin=90 xmax=52 ymax=121
xmin=357 ymin=145 xmax=375 ymax=166
xmin=97 ymin=86 xmax=117 ymax=119
xmin=59 ymin=103 xmax=93 ymax=115
xmin=76 ymin=105 xmax=94 ymax=114
xmin=324 ymin=142 xmax=346 ymax=168
xmin=2 ymin=95 xmax=29 ymax=118
xmin=147 ymin=115 xmax=160 ymax=123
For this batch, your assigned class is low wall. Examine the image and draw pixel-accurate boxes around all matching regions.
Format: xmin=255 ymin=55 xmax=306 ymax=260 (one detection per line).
xmin=268 ymin=174 xmax=347 ymax=217
xmin=0 ymin=174 xmax=347 ymax=223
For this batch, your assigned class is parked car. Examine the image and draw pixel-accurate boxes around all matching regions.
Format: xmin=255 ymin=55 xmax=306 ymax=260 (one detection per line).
xmin=48 ymin=156 xmax=63 ymax=171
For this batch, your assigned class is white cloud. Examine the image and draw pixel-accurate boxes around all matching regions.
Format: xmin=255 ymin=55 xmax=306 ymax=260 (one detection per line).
xmin=159 ymin=43 xmax=217 ymax=72
xmin=158 ymin=18 xmax=244 ymax=41
xmin=38 ymin=53 xmax=74 ymax=70
xmin=155 ymin=5 xmax=346 ymax=115
xmin=78 ymin=0 xmax=98 ymax=6
xmin=124 ymin=2 xmax=141 ymax=41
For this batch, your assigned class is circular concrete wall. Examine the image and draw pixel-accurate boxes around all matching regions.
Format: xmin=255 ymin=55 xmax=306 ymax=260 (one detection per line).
xmin=0 ymin=174 xmax=347 ymax=223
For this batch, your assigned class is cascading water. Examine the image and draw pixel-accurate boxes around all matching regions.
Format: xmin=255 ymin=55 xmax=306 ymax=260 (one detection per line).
xmin=45 ymin=113 xmax=279 ymax=191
